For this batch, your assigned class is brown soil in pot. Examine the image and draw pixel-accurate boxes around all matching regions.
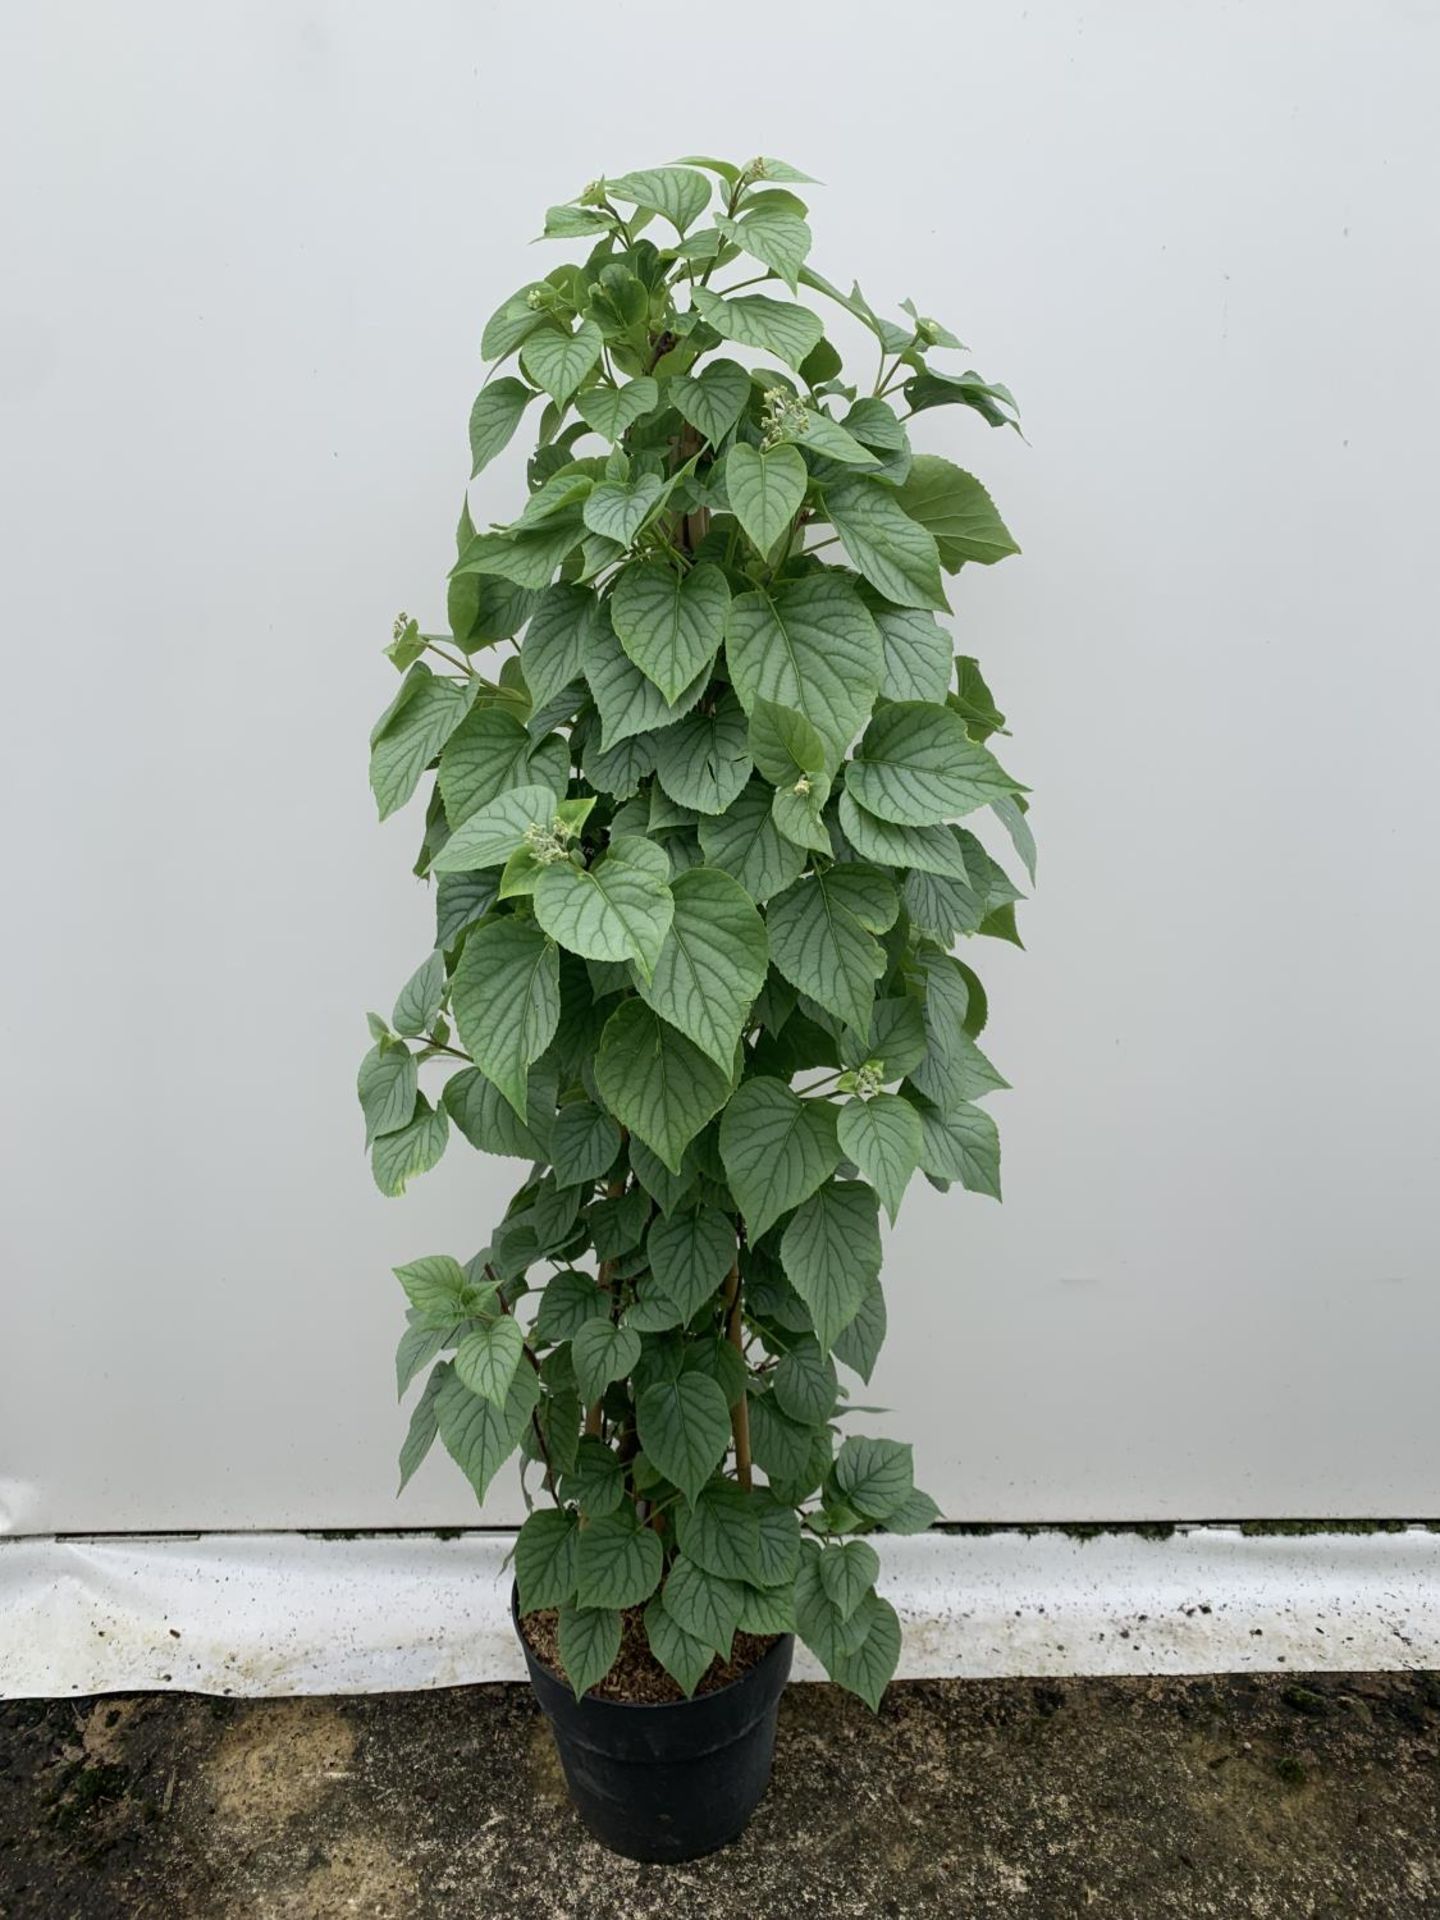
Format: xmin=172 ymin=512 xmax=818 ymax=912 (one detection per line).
xmin=519 ymin=1606 xmax=780 ymax=1704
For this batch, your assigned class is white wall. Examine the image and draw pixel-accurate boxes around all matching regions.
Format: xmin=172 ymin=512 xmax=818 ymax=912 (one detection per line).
xmin=2 ymin=0 xmax=1437 ymax=1534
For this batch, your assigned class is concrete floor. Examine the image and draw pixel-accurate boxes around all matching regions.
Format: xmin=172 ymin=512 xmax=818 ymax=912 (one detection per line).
xmin=2 ymin=1672 xmax=1439 ymax=1918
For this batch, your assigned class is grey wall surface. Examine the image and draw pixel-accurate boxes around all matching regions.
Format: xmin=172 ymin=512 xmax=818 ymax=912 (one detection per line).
xmin=2 ymin=0 xmax=1437 ymax=1532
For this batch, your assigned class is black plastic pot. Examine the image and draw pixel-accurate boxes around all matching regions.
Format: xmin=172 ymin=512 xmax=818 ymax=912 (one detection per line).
xmin=513 ymin=1587 xmax=794 ymax=1863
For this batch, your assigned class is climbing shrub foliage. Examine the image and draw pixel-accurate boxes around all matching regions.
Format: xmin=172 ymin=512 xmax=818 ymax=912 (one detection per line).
xmin=361 ymin=154 xmax=1032 ymax=1707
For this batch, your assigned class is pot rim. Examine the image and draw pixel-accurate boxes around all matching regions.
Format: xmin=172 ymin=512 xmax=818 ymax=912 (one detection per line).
xmin=510 ymin=1580 xmax=792 ymax=1713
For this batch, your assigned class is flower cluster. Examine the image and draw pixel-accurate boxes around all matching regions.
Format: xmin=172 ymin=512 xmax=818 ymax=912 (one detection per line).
xmin=523 ymin=817 xmax=581 ymax=866
xmin=759 ymin=385 xmax=810 ymax=450
xmin=840 ymin=1060 xmax=887 ymax=1101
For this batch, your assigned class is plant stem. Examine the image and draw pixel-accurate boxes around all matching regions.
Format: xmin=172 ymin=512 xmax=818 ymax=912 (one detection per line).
xmin=697 ymin=170 xmax=748 ymax=289
xmin=419 ymin=1036 xmax=472 ymax=1062
xmin=491 ymin=1271 xmax=560 ymax=1503
xmin=644 ymin=329 xmax=678 ymax=373
xmin=675 ymin=421 xmax=709 ymax=555
xmin=599 ymin=197 xmax=635 ymax=249
xmin=874 ymin=351 xmax=915 ymax=400
xmin=425 ymin=640 xmax=474 ymax=674
xmin=722 ymin=1262 xmax=753 ymax=1492
xmin=586 ymin=1174 xmax=631 ymax=1439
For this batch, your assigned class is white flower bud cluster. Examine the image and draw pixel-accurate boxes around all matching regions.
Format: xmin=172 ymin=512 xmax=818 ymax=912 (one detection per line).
xmin=760 ymin=386 xmax=810 ymax=451
xmin=392 ymin=611 xmax=410 ymax=641
xmin=851 ymin=1059 xmax=886 ymax=1100
xmin=523 ymin=817 xmax=580 ymax=866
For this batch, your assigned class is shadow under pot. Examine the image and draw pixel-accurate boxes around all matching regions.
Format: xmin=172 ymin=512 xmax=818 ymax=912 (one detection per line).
xmin=512 ymin=1585 xmax=795 ymax=1863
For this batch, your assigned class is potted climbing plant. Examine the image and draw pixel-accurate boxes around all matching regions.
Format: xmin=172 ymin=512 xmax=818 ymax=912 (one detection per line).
xmin=360 ymin=153 xmax=1031 ymax=1862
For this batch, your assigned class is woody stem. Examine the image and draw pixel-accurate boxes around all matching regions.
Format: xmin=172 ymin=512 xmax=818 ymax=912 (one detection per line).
xmin=723 ymin=1262 xmax=753 ymax=1491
